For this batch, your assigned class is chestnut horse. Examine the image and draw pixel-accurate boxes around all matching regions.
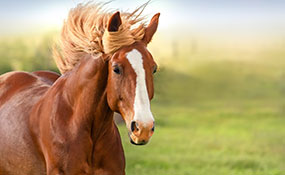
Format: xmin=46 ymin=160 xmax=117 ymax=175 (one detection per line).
xmin=0 ymin=3 xmax=159 ymax=175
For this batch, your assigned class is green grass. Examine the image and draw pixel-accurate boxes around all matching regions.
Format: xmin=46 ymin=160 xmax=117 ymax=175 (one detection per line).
xmin=118 ymin=104 xmax=285 ymax=175
xmin=0 ymin=33 xmax=59 ymax=74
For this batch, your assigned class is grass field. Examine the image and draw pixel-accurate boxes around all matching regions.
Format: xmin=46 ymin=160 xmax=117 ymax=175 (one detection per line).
xmin=118 ymin=69 xmax=285 ymax=175
xmin=119 ymin=103 xmax=285 ymax=175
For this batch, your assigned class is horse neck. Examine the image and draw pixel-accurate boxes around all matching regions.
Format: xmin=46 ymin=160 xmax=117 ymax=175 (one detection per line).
xmin=62 ymin=55 xmax=115 ymax=140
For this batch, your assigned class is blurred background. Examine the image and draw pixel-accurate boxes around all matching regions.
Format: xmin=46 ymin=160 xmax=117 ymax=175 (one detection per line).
xmin=0 ymin=0 xmax=285 ymax=174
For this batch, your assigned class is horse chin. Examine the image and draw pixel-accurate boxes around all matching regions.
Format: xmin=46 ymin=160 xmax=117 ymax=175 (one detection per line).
xmin=130 ymin=139 xmax=146 ymax=146
xmin=128 ymin=132 xmax=148 ymax=146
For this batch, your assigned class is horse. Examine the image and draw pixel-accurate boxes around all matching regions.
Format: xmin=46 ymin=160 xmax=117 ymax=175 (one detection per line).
xmin=0 ymin=3 xmax=160 ymax=175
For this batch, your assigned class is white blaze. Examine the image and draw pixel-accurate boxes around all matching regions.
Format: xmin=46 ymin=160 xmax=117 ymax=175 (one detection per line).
xmin=126 ymin=49 xmax=154 ymax=124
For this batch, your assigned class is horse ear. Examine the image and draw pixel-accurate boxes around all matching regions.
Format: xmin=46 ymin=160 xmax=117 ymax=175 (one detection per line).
xmin=142 ymin=13 xmax=160 ymax=44
xmin=107 ymin=11 xmax=122 ymax=32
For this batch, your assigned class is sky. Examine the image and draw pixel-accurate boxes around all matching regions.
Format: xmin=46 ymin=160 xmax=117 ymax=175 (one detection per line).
xmin=0 ymin=0 xmax=285 ymax=38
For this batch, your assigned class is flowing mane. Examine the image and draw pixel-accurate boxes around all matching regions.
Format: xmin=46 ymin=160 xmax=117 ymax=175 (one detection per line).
xmin=53 ymin=2 xmax=148 ymax=74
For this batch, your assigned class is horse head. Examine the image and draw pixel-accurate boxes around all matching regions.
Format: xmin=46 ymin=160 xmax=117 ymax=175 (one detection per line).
xmin=105 ymin=12 xmax=160 ymax=145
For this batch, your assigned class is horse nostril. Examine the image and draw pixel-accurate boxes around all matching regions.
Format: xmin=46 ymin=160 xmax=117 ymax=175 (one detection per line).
xmin=151 ymin=122 xmax=155 ymax=132
xmin=131 ymin=121 xmax=136 ymax=132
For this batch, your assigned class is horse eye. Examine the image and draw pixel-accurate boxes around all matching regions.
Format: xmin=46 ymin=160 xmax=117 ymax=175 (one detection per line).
xmin=113 ymin=66 xmax=121 ymax=74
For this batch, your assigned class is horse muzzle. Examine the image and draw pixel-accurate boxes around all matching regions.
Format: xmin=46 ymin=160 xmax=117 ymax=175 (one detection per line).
xmin=128 ymin=120 xmax=154 ymax=145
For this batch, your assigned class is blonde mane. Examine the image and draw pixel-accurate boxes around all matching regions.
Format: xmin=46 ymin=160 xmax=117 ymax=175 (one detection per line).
xmin=53 ymin=2 xmax=148 ymax=74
